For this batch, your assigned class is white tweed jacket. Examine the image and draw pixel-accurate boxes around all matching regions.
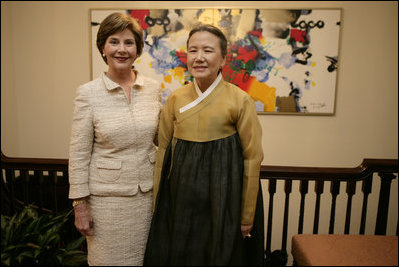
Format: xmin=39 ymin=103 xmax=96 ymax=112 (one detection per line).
xmin=68 ymin=72 xmax=162 ymax=199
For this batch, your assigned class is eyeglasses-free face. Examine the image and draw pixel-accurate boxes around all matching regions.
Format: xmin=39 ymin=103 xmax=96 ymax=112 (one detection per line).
xmin=103 ymin=29 xmax=137 ymax=71
xmin=187 ymin=31 xmax=226 ymax=91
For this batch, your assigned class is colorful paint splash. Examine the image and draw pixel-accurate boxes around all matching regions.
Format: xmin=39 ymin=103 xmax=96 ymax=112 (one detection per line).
xmin=91 ymin=9 xmax=341 ymax=114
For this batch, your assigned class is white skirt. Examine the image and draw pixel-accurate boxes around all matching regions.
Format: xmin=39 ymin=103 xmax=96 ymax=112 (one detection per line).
xmin=86 ymin=191 xmax=153 ymax=266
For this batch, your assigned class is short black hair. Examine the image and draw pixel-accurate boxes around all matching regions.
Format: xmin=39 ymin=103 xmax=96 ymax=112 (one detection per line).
xmin=187 ymin=24 xmax=227 ymax=57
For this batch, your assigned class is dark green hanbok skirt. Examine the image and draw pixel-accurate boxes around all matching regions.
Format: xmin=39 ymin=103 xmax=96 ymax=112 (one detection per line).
xmin=144 ymin=133 xmax=264 ymax=266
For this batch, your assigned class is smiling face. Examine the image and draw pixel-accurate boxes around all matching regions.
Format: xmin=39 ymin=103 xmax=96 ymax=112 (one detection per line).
xmin=102 ymin=28 xmax=137 ymax=72
xmin=187 ymin=31 xmax=226 ymax=90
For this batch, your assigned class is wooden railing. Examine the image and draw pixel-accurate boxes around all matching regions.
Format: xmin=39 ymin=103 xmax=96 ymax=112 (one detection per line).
xmin=1 ymin=152 xmax=69 ymax=215
xmin=1 ymin=152 xmax=398 ymax=265
xmin=260 ymin=158 xmax=398 ymax=265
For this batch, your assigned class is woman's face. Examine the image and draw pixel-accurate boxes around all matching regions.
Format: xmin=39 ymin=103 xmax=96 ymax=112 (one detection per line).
xmin=187 ymin=31 xmax=226 ymax=84
xmin=103 ymin=29 xmax=137 ymax=71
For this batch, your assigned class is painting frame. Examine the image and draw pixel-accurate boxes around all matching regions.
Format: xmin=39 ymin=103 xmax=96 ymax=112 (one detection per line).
xmin=90 ymin=8 xmax=342 ymax=115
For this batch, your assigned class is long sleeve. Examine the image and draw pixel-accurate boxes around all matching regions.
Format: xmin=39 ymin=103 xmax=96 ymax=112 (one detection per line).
xmin=152 ymin=81 xmax=264 ymax=222
xmin=236 ymin=94 xmax=264 ymax=225
xmin=68 ymin=85 xmax=94 ymax=199
xmin=152 ymin=95 xmax=175 ymax=207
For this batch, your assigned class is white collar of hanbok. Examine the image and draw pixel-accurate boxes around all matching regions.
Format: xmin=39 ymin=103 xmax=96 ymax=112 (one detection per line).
xmin=179 ymin=73 xmax=223 ymax=113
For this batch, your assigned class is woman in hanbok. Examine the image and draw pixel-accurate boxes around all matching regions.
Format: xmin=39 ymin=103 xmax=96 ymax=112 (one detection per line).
xmin=144 ymin=24 xmax=264 ymax=266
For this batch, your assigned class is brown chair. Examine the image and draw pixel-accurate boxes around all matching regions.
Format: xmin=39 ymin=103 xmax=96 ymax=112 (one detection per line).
xmin=291 ymin=234 xmax=398 ymax=266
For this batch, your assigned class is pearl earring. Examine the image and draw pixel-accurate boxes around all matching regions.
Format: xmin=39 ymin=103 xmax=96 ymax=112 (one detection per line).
xmin=102 ymin=53 xmax=105 ymax=57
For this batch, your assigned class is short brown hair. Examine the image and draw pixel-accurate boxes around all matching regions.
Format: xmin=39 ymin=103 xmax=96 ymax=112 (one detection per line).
xmin=96 ymin=12 xmax=144 ymax=64
xmin=187 ymin=24 xmax=228 ymax=57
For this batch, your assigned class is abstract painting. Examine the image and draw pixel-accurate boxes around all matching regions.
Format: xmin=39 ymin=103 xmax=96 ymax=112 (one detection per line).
xmin=91 ymin=9 xmax=341 ymax=115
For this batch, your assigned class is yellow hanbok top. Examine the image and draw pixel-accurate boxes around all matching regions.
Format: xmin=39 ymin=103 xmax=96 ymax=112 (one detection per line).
xmin=154 ymin=78 xmax=263 ymax=225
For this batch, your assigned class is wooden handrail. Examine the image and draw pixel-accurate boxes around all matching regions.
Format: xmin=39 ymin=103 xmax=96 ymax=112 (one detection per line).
xmin=260 ymin=158 xmax=398 ymax=180
xmin=3 ymin=151 xmax=397 ymax=176
xmin=1 ymin=152 xmax=68 ymax=171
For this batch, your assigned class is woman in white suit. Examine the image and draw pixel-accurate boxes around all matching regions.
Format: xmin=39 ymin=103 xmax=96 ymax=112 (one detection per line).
xmin=68 ymin=12 xmax=161 ymax=266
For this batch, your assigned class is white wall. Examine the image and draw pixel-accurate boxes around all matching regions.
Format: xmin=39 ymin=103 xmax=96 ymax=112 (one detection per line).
xmin=2 ymin=1 xmax=398 ymax=165
xmin=2 ymin=1 xmax=397 ymax=166
xmin=2 ymin=1 xmax=398 ymax=264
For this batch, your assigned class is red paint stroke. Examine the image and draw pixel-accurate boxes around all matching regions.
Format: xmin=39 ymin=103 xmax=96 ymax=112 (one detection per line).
xmin=130 ymin=10 xmax=150 ymax=30
xmin=248 ymin=30 xmax=263 ymax=38
xmin=290 ymin=29 xmax=308 ymax=44
xmin=235 ymin=46 xmax=258 ymax=63
xmin=222 ymin=66 xmax=254 ymax=92
xmin=174 ymin=50 xmax=187 ymax=65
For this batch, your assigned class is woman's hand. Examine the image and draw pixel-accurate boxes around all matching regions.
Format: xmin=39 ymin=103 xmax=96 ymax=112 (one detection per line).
xmin=74 ymin=201 xmax=94 ymax=236
xmin=241 ymin=224 xmax=253 ymax=239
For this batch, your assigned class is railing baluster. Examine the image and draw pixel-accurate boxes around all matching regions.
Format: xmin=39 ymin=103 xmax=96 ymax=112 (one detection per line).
xmin=375 ymin=172 xmax=396 ymax=235
xmin=1 ymin=170 xmax=7 ymax=213
xmin=35 ymin=170 xmax=44 ymax=214
xmin=63 ymin=170 xmax=70 ymax=206
xmin=63 ymin=170 xmax=68 ymax=180
xmin=298 ymin=180 xmax=308 ymax=234
xmin=49 ymin=170 xmax=58 ymax=215
xmin=313 ymin=180 xmax=324 ymax=234
xmin=21 ymin=170 xmax=30 ymax=205
xmin=1 ymin=171 xmax=7 ymax=214
xmin=265 ymin=179 xmax=276 ymax=258
xmin=344 ymin=180 xmax=356 ymax=234
xmin=360 ymin=174 xmax=373 ymax=234
xmin=329 ymin=181 xmax=340 ymax=234
xmin=281 ymin=180 xmax=292 ymax=256
xmin=7 ymin=170 xmax=16 ymax=214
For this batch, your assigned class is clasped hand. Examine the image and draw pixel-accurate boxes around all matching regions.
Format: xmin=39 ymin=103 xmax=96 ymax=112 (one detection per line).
xmin=74 ymin=203 xmax=94 ymax=236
